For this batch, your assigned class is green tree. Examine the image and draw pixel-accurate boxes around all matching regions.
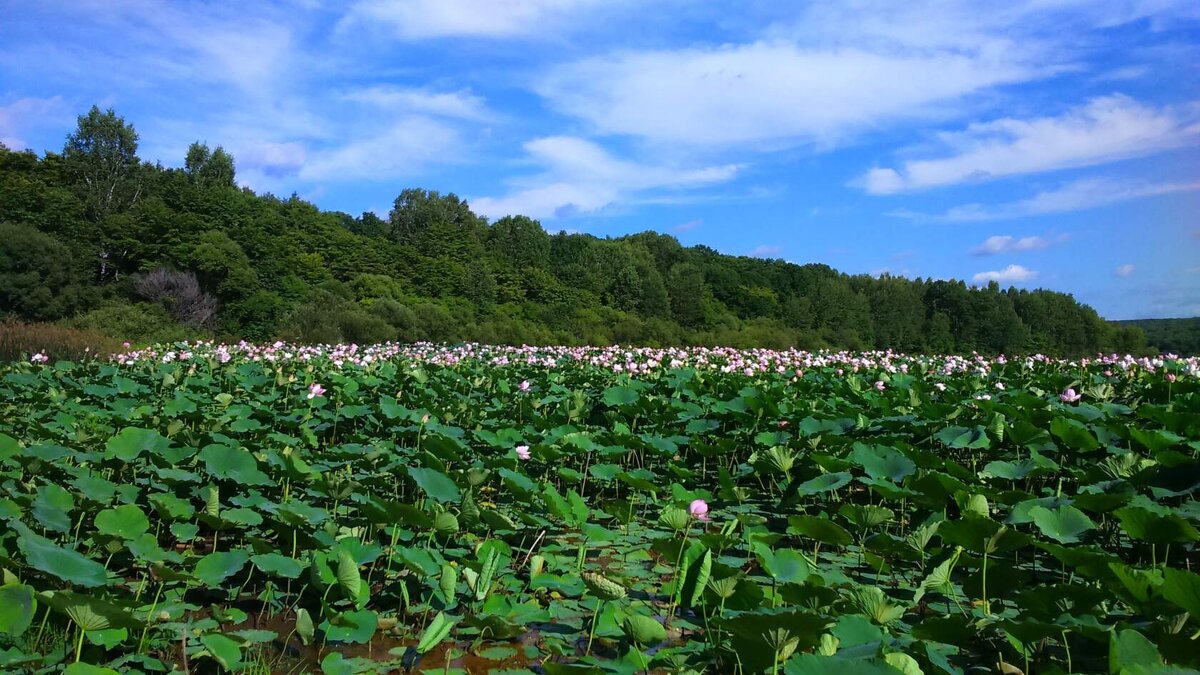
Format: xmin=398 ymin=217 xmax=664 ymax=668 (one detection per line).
xmin=63 ymin=106 xmax=143 ymax=219
xmin=388 ymin=188 xmax=485 ymax=248
xmin=668 ymin=263 xmax=710 ymax=328
xmin=178 ymin=230 xmax=258 ymax=300
xmin=184 ymin=142 xmax=236 ymax=187
xmin=0 ymin=223 xmax=89 ymax=320
xmin=488 ymin=215 xmax=551 ymax=270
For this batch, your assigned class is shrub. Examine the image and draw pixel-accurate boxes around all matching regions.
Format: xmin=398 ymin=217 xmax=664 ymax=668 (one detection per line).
xmin=283 ymin=297 xmax=397 ymax=344
xmin=67 ymin=301 xmax=192 ymax=344
xmin=0 ymin=317 xmax=121 ymax=362
xmin=132 ymin=267 xmax=219 ymax=328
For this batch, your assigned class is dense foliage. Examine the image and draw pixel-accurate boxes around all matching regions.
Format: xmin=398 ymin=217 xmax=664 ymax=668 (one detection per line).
xmin=0 ymin=343 xmax=1197 ymax=673
xmin=0 ymin=107 xmax=1149 ymax=355
xmin=1117 ymin=319 xmax=1200 ymax=356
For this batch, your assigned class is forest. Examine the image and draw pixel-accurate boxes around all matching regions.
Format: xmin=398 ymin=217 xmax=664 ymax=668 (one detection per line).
xmin=1116 ymin=318 xmax=1200 ymax=356
xmin=0 ymin=106 xmax=1152 ymax=355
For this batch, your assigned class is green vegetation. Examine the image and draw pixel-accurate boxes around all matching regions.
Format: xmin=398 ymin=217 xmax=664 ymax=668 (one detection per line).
xmin=0 ymin=344 xmax=1196 ymax=673
xmin=0 ymin=106 xmax=1148 ymax=355
xmin=1117 ymin=318 xmax=1200 ymax=356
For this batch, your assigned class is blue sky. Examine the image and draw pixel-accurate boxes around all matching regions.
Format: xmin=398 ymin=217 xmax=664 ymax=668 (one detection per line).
xmin=1 ymin=1 xmax=1198 ymax=319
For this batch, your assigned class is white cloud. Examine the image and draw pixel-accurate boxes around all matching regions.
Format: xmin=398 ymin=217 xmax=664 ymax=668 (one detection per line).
xmin=860 ymin=95 xmax=1199 ymax=193
xmin=344 ymin=86 xmax=490 ymax=121
xmin=749 ymin=245 xmax=782 ymax=258
xmin=939 ymin=178 xmax=1200 ymax=221
xmin=973 ymin=264 xmax=1038 ymax=283
xmin=538 ymin=41 xmax=1037 ymax=147
xmin=239 ymin=141 xmax=307 ymax=175
xmin=340 ymin=0 xmax=613 ymax=39
xmin=0 ymin=96 xmax=67 ymax=149
xmin=672 ymin=219 xmax=702 ymax=233
xmin=79 ymin=1 xmax=299 ymax=97
xmin=783 ymin=1 xmax=1200 ymax=54
xmin=1095 ymin=65 xmax=1150 ymax=81
xmin=970 ymin=235 xmax=1054 ymax=256
xmin=299 ymin=117 xmax=463 ymax=181
xmin=472 ymin=136 xmax=741 ymax=219
xmin=1115 ymin=264 xmax=1136 ymax=278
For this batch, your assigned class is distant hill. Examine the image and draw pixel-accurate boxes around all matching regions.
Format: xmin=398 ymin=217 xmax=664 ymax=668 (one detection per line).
xmin=1115 ymin=318 xmax=1200 ymax=355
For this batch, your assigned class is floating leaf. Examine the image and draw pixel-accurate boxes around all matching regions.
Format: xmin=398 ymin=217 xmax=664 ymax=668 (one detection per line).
xmin=324 ymin=609 xmax=377 ymax=644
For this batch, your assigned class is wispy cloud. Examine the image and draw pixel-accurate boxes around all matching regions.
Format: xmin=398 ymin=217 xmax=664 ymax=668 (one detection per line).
xmin=860 ymin=95 xmax=1199 ymax=194
xmin=749 ymin=245 xmax=782 ymax=258
xmin=951 ymin=178 xmax=1200 ymax=221
xmin=472 ymin=136 xmax=741 ymax=219
xmin=896 ymin=177 xmax=1200 ymax=222
xmin=343 ymin=86 xmax=490 ymax=121
xmin=672 ymin=219 xmax=702 ymax=233
xmin=339 ymin=0 xmax=618 ymax=40
xmin=973 ymin=264 xmax=1037 ymax=283
xmin=538 ymin=41 xmax=1039 ymax=148
xmin=0 ymin=96 xmax=68 ymax=149
xmin=298 ymin=118 xmax=464 ymax=182
xmin=970 ymin=234 xmax=1062 ymax=256
xmin=1115 ymin=264 xmax=1136 ymax=278
xmin=782 ymin=1 xmax=1200 ymax=55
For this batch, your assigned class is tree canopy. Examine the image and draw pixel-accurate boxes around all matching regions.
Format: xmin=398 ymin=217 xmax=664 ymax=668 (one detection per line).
xmin=0 ymin=107 xmax=1153 ymax=354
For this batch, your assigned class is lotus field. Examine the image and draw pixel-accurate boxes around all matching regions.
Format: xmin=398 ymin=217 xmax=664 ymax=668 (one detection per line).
xmin=2 ymin=343 xmax=1200 ymax=675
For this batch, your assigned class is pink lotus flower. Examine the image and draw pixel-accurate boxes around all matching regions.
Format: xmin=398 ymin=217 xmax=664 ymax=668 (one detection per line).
xmin=874 ymin=380 xmax=886 ymax=391
xmin=307 ymin=383 xmax=326 ymax=399
xmin=30 ymin=352 xmax=49 ymax=364
xmin=778 ymin=420 xmax=789 ymax=428
xmin=1166 ymin=373 xmax=1177 ymax=383
xmin=519 ymin=380 xmax=531 ymax=392
xmin=689 ymin=499 xmax=709 ymax=521
xmin=515 ymin=445 xmax=531 ymax=461
xmin=1059 ymin=388 xmax=1081 ymax=403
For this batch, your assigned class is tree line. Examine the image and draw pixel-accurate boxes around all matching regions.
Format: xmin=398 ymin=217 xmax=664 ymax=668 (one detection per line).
xmin=0 ymin=106 xmax=1150 ymax=355
xmin=1115 ymin=318 xmax=1199 ymax=356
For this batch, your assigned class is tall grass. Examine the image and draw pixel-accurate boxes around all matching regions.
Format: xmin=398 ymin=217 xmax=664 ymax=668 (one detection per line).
xmin=0 ymin=318 xmax=123 ymax=363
